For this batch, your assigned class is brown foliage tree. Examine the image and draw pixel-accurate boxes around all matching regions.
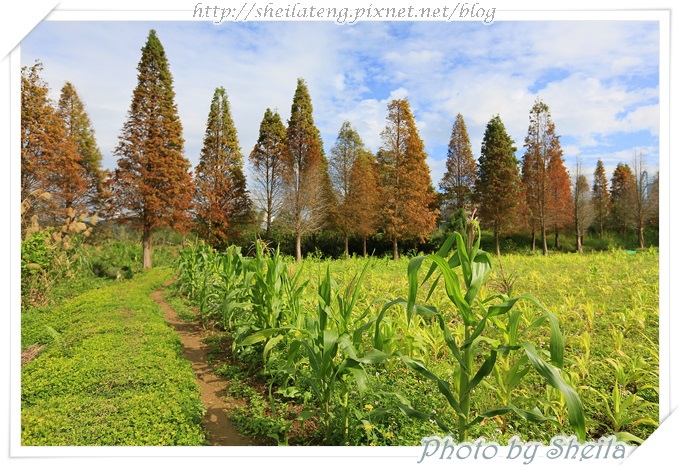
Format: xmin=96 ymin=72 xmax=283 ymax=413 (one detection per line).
xmin=111 ymin=29 xmax=194 ymax=268
xmin=439 ymin=113 xmax=477 ymax=217
xmin=521 ymin=98 xmax=570 ymax=254
xmin=194 ymin=87 xmax=252 ymax=248
xmin=57 ymin=82 xmax=108 ymax=213
xmin=347 ymin=149 xmax=383 ymax=257
xmin=21 ymin=61 xmax=88 ymax=232
xmin=378 ymin=98 xmax=437 ymax=260
xmin=545 ymin=144 xmax=573 ymax=250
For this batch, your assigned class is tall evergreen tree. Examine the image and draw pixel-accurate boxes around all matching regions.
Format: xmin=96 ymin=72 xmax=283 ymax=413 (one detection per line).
xmin=439 ymin=113 xmax=477 ymax=216
xmin=378 ymin=98 xmax=437 ymax=260
xmin=194 ymin=87 xmax=252 ymax=248
xmin=21 ymin=61 xmax=88 ymax=231
xmin=609 ymin=163 xmax=634 ymax=236
xmin=329 ymin=120 xmax=366 ymax=257
xmin=57 ymin=81 xmax=107 ymax=212
xmin=474 ymin=114 xmax=521 ymax=257
xmin=347 ymin=149 xmax=383 ymax=257
xmin=282 ymin=78 xmax=329 ymax=261
xmin=250 ymin=108 xmax=287 ymax=240
xmin=591 ymin=159 xmax=611 ymax=238
xmin=111 ymin=29 xmax=194 ymax=269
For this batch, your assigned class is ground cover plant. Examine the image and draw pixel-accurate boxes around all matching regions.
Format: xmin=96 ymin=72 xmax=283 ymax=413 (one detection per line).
xmin=21 ymin=267 xmax=205 ymax=446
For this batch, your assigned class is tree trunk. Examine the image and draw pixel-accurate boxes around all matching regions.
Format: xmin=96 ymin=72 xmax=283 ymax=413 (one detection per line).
xmin=142 ymin=226 xmax=153 ymax=269
xmin=531 ymin=229 xmax=536 ymax=252
xmin=362 ymin=235 xmax=367 ymax=258
xmin=541 ymin=223 xmax=548 ymax=256
xmin=638 ymin=226 xmax=645 ymax=249
xmin=576 ymin=227 xmax=583 ymax=254
xmin=344 ymin=232 xmax=349 ymax=259
xmin=392 ymin=238 xmax=399 ymax=261
xmin=495 ymin=227 xmax=501 ymax=257
xmin=295 ymin=232 xmax=302 ymax=262
xmin=554 ymin=228 xmax=560 ymax=250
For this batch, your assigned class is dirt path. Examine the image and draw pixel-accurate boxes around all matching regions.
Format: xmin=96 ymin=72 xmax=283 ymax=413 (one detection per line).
xmin=151 ymin=285 xmax=253 ymax=446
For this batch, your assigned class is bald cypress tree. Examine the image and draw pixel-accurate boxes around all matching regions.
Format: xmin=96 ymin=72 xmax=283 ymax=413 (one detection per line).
xmin=329 ymin=120 xmax=366 ymax=257
xmin=591 ymin=159 xmax=611 ymax=238
xmin=57 ymin=82 xmax=107 ymax=212
xmin=474 ymin=115 xmax=521 ymax=257
xmin=250 ymin=108 xmax=287 ymax=240
xmin=378 ymin=98 xmax=437 ymax=260
xmin=112 ymin=29 xmax=194 ymax=268
xmin=194 ymin=87 xmax=252 ymax=248
xmin=440 ymin=113 xmax=476 ymax=216
xmin=21 ymin=62 xmax=88 ymax=231
xmin=282 ymin=78 xmax=329 ymax=261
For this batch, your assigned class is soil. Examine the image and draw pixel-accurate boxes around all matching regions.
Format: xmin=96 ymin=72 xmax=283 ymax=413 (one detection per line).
xmin=151 ymin=284 xmax=254 ymax=446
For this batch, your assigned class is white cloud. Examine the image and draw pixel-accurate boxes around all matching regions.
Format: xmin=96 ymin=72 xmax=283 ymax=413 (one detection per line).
xmin=20 ymin=19 xmax=659 ymax=189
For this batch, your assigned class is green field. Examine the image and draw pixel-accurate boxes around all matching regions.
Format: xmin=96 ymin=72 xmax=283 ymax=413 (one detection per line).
xmin=172 ymin=241 xmax=659 ymax=446
xmin=20 ymin=238 xmax=659 ymax=446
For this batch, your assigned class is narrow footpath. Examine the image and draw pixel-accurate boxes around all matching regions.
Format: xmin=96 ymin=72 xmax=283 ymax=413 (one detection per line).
xmin=151 ymin=284 xmax=253 ymax=446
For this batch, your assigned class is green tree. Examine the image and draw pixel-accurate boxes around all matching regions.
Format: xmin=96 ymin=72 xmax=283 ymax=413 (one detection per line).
xmin=282 ymin=78 xmax=329 ymax=261
xmin=609 ymin=163 xmax=634 ymax=237
xmin=249 ymin=108 xmax=287 ymax=240
xmin=439 ymin=113 xmax=477 ymax=216
xmin=329 ymin=120 xmax=367 ymax=257
xmin=474 ymin=114 xmax=521 ymax=257
xmin=194 ymin=87 xmax=252 ymax=248
xmin=57 ymin=82 xmax=108 ymax=213
xmin=111 ymin=29 xmax=194 ymax=269
xmin=591 ymin=159 xmax=611 ymax=238
xmin=377 ymin=98 xmax=437 ymax=260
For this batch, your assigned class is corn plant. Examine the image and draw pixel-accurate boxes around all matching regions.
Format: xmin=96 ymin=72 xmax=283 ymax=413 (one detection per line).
xmin=377 ymin=226 xmax=586 ymax=442
xmin=587 ymin=383 xmax=658 ymax=444
xmin=242 ymin=262 xmax=389 ymax=444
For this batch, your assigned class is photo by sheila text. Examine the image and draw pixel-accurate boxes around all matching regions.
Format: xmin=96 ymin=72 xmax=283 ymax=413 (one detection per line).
xmin=192 ymin=3 xmax=497 ymax=25
xmin=417 ymin=436 xmax=629 ymax=464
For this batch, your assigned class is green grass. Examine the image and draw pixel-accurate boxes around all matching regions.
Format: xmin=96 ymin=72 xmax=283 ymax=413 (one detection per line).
xmin=21 ymin=267 xmax=206 ymax=446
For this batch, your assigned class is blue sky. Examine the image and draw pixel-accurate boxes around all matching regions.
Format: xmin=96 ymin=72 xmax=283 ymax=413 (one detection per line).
xmin=20 ymin=19 xmax=660 ymax=189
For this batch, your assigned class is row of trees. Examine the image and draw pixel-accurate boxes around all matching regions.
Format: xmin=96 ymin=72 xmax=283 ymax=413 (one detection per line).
xmin=21 ymin=29 xmax=437 ymax=266
xmin=438 ymin=100 xmax=659 ymax=256
xmin=22 ymin=29 xmax=659 ymax=268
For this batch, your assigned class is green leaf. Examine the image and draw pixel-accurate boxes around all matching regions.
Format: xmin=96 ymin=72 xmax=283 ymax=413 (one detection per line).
xmin=523 ymin=342 xmax=586 ymax=442
xmin=240 ymin=327 xmax=284 ymax=346
xmin=464 ymin=350 xmax=497 ymax=396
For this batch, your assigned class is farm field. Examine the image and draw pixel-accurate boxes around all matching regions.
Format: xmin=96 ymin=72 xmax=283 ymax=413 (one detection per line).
xmin=171 ymin=240 xmax=659 ymax=446
xmin=20 ymin=238 xmax=659 ymax=447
